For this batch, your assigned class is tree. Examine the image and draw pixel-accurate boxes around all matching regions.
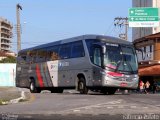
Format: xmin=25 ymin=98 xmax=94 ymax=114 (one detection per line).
xmin=0 ymin=56 xmax=16 ymax=63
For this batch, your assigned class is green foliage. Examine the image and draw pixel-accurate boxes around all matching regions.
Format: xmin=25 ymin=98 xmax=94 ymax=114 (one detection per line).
xmin=0 ymin=99 xmax=8 ymax=105
xmin=0 ymin=56 xmax=16 ymax=63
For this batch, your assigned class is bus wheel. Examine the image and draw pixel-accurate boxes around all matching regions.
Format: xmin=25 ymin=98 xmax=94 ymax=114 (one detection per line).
xmin=30 ymin=81 xmax=41 ymax=93
xmin=107 ymin=88 xmax=117 ymax=95
xmin=78 ymin=77 xmax=88 ymax=94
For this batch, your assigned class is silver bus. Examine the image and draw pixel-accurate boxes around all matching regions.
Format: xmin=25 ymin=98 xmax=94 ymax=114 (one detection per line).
xmin=16 ymin=35 xmax=139 ymax=94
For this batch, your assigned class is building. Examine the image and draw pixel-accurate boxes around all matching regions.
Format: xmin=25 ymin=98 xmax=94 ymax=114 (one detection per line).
xmin=132 ymin=0 xmax=160 ymax=41
xmin=133 ymin=32 xmax=160 ymax=87
xmin=0 ymin=17 xmax=13 ymax=52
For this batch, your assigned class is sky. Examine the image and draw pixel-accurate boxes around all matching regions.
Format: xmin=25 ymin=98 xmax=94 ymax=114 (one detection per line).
xmin=0 ymin=0 xmax=132 ymax=53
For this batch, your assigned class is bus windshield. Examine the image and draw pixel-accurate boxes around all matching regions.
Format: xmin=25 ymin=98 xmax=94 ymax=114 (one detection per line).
xmin=104 ymin=44 xmax=138 ymax=74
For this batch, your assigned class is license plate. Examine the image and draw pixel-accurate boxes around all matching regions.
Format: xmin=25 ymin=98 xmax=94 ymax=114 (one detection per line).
xmin=120 ymin=82 xmax=128 ymax=87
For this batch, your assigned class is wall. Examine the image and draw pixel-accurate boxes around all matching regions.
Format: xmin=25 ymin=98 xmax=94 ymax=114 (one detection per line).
xmin=136 ymin=44 xmax=154 ymax=62
xmin=154 ymin=41 xmax=160 ymax=60
xmin=0 ymin=64 xmax=16 ymax=86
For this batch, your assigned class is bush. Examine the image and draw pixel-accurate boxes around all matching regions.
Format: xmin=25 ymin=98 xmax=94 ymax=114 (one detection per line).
xmin=0 ymin=56 xmax=16 ymax=63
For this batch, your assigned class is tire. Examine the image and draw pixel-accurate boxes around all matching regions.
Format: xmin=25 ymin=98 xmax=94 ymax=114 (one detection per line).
xmin=78 ymin=77 xmax=88 ymax=94
xmin=30 ymin=81 xmax=41 ymax=93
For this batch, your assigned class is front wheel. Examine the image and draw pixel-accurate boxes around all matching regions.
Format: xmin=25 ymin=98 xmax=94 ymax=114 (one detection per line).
xmin=30 ymin=81 xmax=41 ymax=93
xmin=78 ymin=77 xmax=88 ymax=94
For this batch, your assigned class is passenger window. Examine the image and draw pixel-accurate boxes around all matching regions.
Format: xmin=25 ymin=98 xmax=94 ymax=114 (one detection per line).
xmin=47 ymin=46 xmax=60 ymax=61
xmin=71 ymin=41 xmax=84 ymax=58
xmin=93 ymin=48 xmax=102 ymax=66
xmin=59 ymin=44 xmax=71 ymax=59
xmin=37 ymin=50 xmax=47 ymax=62
xmin=29 ymin=50 xmax=37 ymax=63
xmin=85 ymin=39 xmax=100 ymax=56
xmin=17 ymin=52 xmax=27 ymax=64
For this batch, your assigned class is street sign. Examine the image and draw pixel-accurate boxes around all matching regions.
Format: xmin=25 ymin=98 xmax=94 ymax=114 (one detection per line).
xmin=129 ymin=7 xmax=160 ymax=27
xmin=129 ymin=8 xmax=158 ymax=17
xmin=129 ymin=17 xmax=159 ymax=21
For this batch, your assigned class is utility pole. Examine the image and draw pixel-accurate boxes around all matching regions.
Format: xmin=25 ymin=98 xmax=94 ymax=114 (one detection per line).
xmin=16 ymin=3 xmax=22 ymax=52
xmin=114 ymin=17 xmax=128 ymax=40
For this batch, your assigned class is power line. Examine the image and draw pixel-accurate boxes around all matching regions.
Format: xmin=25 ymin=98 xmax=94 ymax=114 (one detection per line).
xmin=105 ymin=21 xmax=114 ymax=35
xmin=114 ymin=17 xmax=128 ymax=40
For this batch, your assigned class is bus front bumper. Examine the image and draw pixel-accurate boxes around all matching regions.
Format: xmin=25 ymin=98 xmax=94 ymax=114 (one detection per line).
xmin=103 ymin=75 xmax=139 ymax=90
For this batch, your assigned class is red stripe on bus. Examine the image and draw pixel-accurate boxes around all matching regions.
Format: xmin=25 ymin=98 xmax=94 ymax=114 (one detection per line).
xmin=36 ymin=64 xmax=44 ymax=87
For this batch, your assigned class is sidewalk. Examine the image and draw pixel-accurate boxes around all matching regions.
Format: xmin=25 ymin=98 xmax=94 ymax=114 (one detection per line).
xmin=0 ymin=87 xmax=30 ymax=105
xmin=116 ymin=89 xmax=160 ymax=94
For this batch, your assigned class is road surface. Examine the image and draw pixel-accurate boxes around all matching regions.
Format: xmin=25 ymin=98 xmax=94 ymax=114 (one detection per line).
xmin=0 ymin=90 xmax=160 ymax=120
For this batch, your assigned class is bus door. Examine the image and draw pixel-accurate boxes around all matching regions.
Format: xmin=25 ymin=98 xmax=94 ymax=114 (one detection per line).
xmin=92 ymin=45 xmax=103 ymax=86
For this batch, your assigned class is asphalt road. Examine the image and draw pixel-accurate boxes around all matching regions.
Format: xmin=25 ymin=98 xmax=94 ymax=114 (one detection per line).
xmin=0 ymin=90 xmax=160 ymax=120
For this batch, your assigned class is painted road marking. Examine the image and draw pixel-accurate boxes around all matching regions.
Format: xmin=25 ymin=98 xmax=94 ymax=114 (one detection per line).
xmin=130 ymin=106 xmax=137 ymax=109
xmin=143 ymin=107 xmax=148 ymax=109
xmin=107 ymin=106 xmax=113 ymax=109
xmin=58 ymin=99 xmax=123 ymax=113
xmin=73 ymin=110 xmax=80 ymax=112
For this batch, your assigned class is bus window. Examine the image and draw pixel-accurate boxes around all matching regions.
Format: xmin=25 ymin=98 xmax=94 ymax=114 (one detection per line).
xmin=85 ymin=39 xmax=100 ymax=55
xmin=47 ymin=46 xmax=60 ymax=61
xmin=29 ymin=50 xmax=37 ymax=63
xmin=59 ymin=44 xmax=71 ymax=59
xmin=17 ymin=52 xmax=27 ymax=64
xmin=93 ymin=47 xmax=102 ymax=66
xmin=19 ymin=56 xmax=26 ymax=64
xmin=71 ymin=41 xmax=84 ymax=58
xmin=85 ymin=39 xmax=100 ymax=62
xmin=37 ymin=49 xmax=47 ymax=62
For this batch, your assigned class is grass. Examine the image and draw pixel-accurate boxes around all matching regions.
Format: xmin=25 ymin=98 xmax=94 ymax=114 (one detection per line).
xmin=0 ymin=99 xmax=8 ymax=105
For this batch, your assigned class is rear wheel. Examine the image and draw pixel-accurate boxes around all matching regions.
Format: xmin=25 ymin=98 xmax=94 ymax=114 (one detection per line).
xmin=78 ymin=77 xmax=88 ymax=94
xmin=30 ymin=81 xmax=41 ymax=93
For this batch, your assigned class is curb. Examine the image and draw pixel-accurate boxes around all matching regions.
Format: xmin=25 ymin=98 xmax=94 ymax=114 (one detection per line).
xmin=0 ymin=91 xmax=28 ymax=105
xmin=9 ymin=91 xmax=26 ymax=104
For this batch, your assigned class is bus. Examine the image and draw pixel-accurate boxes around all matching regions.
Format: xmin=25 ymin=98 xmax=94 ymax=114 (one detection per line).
xmin=16 ymin=35 xmax=139 ymax=94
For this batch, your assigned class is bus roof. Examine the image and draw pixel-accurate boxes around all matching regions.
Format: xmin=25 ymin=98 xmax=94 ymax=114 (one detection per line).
xmin=19 ymin=34 xmax=132 ymax=53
